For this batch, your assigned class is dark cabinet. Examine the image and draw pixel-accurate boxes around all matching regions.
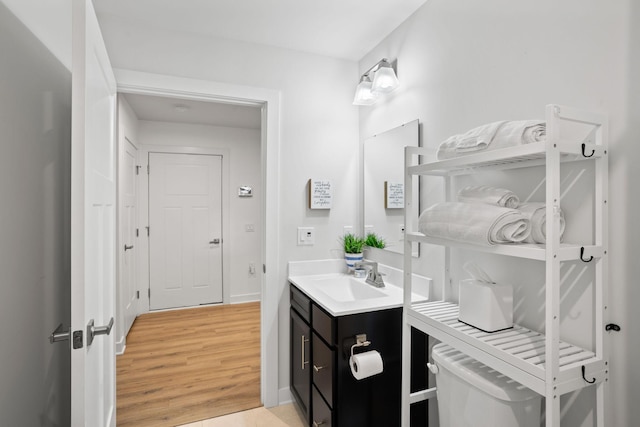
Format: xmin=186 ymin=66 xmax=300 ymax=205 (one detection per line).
xmin=290 ymin=283 xmax=429 ymax=427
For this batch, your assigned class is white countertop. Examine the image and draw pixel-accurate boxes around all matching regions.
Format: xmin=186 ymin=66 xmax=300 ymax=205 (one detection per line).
xmin=288 ymin=259 xmax=431 ymax=316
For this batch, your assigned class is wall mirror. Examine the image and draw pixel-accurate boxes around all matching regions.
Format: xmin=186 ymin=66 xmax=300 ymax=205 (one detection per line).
xmin=363 ymin=119 xmax=419 ymax=256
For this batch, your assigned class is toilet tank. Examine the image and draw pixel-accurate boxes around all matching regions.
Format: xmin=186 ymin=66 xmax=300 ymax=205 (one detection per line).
xmin=432 ymin=343 xmax=541 ymax=427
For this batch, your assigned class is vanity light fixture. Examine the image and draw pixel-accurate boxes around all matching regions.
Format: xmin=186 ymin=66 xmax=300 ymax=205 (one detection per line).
xmin=352 ymin=74 xmax=378 ymax=106
xmin=353 ymin=58 xmax=399 ymax=106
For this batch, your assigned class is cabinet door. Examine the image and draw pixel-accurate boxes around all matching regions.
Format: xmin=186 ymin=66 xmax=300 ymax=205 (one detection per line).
xmin=312 ymin=332 xmax=334 ymax=406
xmin=291 ymin=309 xmax=311 ymax=423
xmin=312 ymin=386 xmax=333 ymax=427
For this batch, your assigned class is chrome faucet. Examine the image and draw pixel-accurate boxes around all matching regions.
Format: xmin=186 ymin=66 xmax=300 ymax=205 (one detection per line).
xmin=354 ymin=261 xmax=385 ymax=288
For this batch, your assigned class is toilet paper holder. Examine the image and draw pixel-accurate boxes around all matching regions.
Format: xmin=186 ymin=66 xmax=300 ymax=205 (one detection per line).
xmin=350 ymin=334 xmax=371 ymax=359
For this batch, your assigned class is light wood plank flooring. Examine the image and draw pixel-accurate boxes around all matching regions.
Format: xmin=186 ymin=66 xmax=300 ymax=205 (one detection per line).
xmin=117 ymin=302 xmax=261 ymax=427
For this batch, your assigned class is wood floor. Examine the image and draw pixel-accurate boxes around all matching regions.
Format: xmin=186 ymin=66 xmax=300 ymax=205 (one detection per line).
xmin=117 ymin=302 xmax=262 ymax=427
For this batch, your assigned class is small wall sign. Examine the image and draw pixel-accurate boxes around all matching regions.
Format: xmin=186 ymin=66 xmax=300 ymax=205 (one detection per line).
xmin=308 ymin=179 xmax=332 ymax=209
xmin=385 ymin=181 xmax=404 ymax=209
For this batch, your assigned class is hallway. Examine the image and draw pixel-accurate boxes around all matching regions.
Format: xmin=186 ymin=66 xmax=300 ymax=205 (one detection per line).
xmin=116 ymin=302 xmax=261 ymax=427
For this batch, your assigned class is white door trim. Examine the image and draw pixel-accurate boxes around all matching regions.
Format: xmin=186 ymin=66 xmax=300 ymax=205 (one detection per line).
xmin=114 ymin=69 xmax=281 ymax=408
xmin=140 ymin=146 xmax=231 ymax=307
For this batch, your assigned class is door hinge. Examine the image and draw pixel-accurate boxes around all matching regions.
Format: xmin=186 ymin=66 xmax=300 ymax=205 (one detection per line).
xmin=72 ymin=330 xmax=83 ymax=349
xmin=136 ymin=290 xmax=140 ymax=299
xmin=263 ymin=264 xmax=266 ymax=274
xmin=135 ymin=165 xmax=141 ymax=175
xmin=146 ymin=226 xmax=150 ymax=237
xmin=147 ymin=165 xmax=150 ymax=174
xmin=148 ymin=288 xmax=151 ymax=298
xmin=136 ymin=228 xmax=139 ymax=237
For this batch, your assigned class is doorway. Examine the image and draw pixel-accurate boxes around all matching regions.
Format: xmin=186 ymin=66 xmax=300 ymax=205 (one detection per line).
xmin=114 ymin=69 xmax=281 ymax=408
xmin=114 ymin=86 xmax=273 ymax=421
xmin=148 ymin=152 xmax=223 ymax=310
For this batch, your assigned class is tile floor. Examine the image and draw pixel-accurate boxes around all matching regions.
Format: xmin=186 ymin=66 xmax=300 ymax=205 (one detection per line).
xmin=177 ymin=403 xmax=306 ymax=427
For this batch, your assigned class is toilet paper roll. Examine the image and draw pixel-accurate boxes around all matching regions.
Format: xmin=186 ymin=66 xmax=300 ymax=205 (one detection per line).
xmin=349 ymin=350 xmax=383 ymax=380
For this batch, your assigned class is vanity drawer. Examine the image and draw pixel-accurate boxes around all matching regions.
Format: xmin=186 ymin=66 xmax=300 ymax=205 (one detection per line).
xmin=312 ymin=304 xmax=335 ymax=345
xmin=312 ymin=385 xmax=333 ymax=427
xmin=312 ymin=332 xmax=334 ymax=406
xmin=290 ymin=284 xmax=311 ymax=323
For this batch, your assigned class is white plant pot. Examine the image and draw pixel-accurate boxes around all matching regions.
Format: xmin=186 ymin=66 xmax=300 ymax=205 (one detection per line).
xmin=345 ymin=252 xmax=363 ymax=270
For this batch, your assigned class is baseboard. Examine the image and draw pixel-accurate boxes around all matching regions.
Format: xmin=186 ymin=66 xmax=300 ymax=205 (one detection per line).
xmin=230 ymin=292 xmax=261 ymax=304
xmin=278 ymin=387 xmax=293 ymax=406
xmin=116 ymin=338 xmax=126 ymax=355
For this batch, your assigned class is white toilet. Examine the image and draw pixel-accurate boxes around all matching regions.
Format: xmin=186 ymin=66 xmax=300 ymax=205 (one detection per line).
xmin=431 ymin=343 xmax=541 ymax=427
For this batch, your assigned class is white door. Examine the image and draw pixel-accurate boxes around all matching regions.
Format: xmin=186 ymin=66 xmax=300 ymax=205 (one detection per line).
xmin=70 ymin=0 xmax=116 ymax=426
xmin=120 ymin=138 xmax=138 ymax=335
xmin=149 ymin=153 xmax=223 ymax=309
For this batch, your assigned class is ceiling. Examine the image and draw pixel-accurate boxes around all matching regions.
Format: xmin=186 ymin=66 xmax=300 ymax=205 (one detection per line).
xmin=93 ymin=0 xmax=428 ymax=60
xmin=104 ymin=0 xmax=428 ymax=129
xmin=121 ymin=93 xmax=262 ymax=129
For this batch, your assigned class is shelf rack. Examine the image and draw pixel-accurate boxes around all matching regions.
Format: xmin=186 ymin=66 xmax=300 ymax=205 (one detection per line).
xmin=400 ymin=105 xmax=609 ymax=427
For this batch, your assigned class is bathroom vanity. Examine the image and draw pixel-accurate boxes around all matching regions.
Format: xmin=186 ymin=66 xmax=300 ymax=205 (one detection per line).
xmin=289 ymin=260 xmax=431 ymax=427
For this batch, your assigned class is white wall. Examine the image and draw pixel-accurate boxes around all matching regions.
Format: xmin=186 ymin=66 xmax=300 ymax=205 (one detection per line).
xmin=0 ymin=2 xmax=71 ymax=425
xmin=137 ymin=120 xmax=262 ymax=303
xmin=359 ymin=1 xmax=638 ymax=426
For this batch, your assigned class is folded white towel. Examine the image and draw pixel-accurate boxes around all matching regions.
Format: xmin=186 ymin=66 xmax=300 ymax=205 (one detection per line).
xmin=519 ymin=203 xmax=565 ymax=244
xmin=458 ymin=185 xmax=520 ymax=208
xmin=437 ymin=120 xmax=546 ymax=160
xmin=418 ymin=202 xmax=531 ymax=246
xmin=437 ymin=121 xmax=506 ymax=159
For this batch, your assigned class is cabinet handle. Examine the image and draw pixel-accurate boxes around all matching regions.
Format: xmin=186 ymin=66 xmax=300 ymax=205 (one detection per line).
xmin=301 ymin=335 xmax=309 ymax=370
xmin=313 ymin=421 xmax=325 ymax=427
xmin=313 ymin=364 xmax=325 ymax=372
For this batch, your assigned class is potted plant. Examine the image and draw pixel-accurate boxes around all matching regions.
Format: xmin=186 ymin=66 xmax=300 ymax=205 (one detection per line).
xmin=341 ymin=233 xmax=365 ymax=269
xmin=364 ymin=232 xmax=386 ymax=249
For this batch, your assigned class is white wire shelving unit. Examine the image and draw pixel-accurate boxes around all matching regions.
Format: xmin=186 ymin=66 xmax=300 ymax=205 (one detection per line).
xmin=400 ymin=105 xmax=609 ymax=427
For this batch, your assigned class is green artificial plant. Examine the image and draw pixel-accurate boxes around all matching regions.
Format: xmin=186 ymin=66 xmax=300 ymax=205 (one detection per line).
xmin=341 ymin=233 xmax=365 ymax=254
xmin=364 ymin=232 xmax=386 ymax=249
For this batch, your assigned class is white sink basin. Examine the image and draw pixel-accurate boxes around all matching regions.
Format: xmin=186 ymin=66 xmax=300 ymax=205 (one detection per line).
xmin=309 ymin=276 xmax=387 ymax=302
xmin=288 ymin=260 xmax=431 ymax=316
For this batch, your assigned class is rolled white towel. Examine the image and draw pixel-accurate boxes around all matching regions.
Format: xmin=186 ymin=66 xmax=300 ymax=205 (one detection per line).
xmin=490 ymin=120 xmax=546 ymax=150
xmin=418 ymin=202 xmax=531 ymax=246
xmin=519 ymin=203 xmax=565 ymax=244
xmin=436 ymin=120 xmax=546 ymax=160
xmin=458 ymin=185 xmax=520 ymax=208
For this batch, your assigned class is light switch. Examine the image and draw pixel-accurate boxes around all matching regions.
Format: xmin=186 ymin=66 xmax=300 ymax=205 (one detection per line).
xmin=297 ymin=227 xmax=315 ymax=246
xmin=245 ymin=224 xmax=255 ymax=232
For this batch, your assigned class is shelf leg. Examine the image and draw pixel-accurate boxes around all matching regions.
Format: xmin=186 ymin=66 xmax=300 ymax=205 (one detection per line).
xmin=401 ymin=317 xmax=412 ymax=427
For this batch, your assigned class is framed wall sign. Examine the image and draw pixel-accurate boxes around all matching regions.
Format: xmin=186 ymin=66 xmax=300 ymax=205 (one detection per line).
xmin=308 ymin=179 xmax=332 ymax=209
xmin=384 ymin=181 xmax=404 ymax=209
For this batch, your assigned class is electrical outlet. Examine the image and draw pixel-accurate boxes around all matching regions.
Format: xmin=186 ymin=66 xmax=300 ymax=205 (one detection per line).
xmin=297 ymin=227 xmax=315 ymax=245
xmin=249 ymin=263 xmax=256 ymax=276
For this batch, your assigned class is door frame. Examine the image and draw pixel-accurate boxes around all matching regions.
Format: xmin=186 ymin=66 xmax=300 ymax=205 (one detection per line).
xmin=143 ymin=148 xmax=230 ymax=307
xmin=115 ymin=68 xmax=281 ymax=407
xmin=116 ymin=134 xmax=140 ymax=355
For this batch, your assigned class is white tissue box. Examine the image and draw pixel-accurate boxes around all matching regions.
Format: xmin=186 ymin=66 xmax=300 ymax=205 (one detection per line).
xmin=459 ymin=279 xmax=513 ymax=332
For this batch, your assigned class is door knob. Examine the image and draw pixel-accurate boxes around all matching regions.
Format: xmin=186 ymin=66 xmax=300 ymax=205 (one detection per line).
xmin=209 ymin=238 xmax=221 ymax=244
xmin=124 ymin=244 xmax=134 ymax=251
xmin=87 ymin=317 xmax=114 ymax=346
